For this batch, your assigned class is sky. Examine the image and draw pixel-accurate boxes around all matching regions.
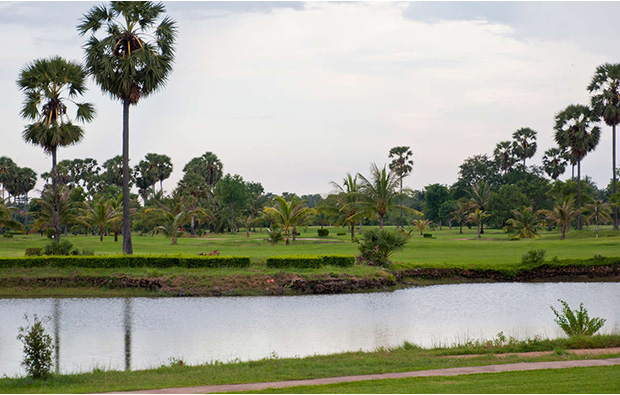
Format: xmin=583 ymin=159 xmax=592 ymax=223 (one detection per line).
xmin=1 ymin=1 xmax=620 ymax=197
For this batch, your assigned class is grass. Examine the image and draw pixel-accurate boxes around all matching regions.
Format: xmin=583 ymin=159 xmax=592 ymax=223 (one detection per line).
xmin=242 ymin=365 xmax=620 ymax=393
xmin=1 ymin=334 xmax=619 ymax=393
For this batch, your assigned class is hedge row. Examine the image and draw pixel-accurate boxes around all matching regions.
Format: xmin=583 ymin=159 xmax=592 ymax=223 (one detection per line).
xmin=0 ymin=255 xmax=250 ymax=269
xmin=266 ymin=255 xmax=355 ymax=269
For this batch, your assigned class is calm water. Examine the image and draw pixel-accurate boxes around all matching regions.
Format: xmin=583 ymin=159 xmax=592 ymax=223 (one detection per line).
xmin=1 ymin=282 xmax=619 ymax=377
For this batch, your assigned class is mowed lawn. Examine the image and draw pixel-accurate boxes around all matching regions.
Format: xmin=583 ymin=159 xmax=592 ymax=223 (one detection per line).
xmin=0 ymin=226 xmax=618 ymax=266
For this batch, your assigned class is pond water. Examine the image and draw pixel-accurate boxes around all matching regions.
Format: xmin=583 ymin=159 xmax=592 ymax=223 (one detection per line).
xmin=1 ymin=282 xmax=619 ymax=377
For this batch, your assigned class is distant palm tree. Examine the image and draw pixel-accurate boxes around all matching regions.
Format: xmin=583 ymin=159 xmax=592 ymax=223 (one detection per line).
xmin=0 ymin=202 xmax=24 ymax=232
xmin=81 ymin=199 xmax=121 ymax=241
xmin=451 ymin=201 xmax=471 ymax=234
xmin=31 ymin=187 xmax=82 ymax=236
xmin=505 ymin=206 xmax=543 ymax=239
xmin=512 ymin=128 xmax=538 ymax=167
xmin=79 ymin=1 xmax=177 ymax=254
xmin=0 ymin=157 xmax=17 ymax=201
xmin=413 ymin=218 xmax=431 ymax=235
xmin=469 ymin=180 xmax=492 ymax=234
xmin=145 ymin=194 xmax=204 ymax=245
xmin=17 ymin=56 xmax=95 ymax=241
xmin=264 ymin=196 xmax=314 ymax=245
xmin=493 ymin=141 xmax=515 ymax=174
xmin=539 ymin=198 xmax=580 ymax=240
xmin=554 ymin=104 xmax=601 ymax=230
xmin=584 ymin=200 xmax=612 ymax=238
xmin=389 ymin=146 xmax=414 ymax=228
xmin=330 ymin=173 xmax=362 ymax=242
xmin=357 ymin=163 xmax=420 ymax=229
xmin=588 ymin=63 xmax=620 ymax=230
xmin=542 ymin=147 xmax=569 ymax=181
xmin=467 ymin=208 xmax=490 ymax=238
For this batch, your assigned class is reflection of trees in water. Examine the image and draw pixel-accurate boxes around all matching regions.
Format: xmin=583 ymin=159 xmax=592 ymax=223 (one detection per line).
xmin=53 ymin=299 xmax=60 ymax=374
xmin=124 ymin=298 xmax=132 ymax=371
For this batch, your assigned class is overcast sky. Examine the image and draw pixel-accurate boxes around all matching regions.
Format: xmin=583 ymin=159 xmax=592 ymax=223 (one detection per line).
xmin=2 ymin=1 xmax=619 ymax=196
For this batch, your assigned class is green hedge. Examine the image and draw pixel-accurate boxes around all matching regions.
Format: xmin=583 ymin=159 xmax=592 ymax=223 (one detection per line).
xmin=266 ymin=255 xmax=355 ymax=269
xmin=0 ymin=255 xmax=250 ymax=269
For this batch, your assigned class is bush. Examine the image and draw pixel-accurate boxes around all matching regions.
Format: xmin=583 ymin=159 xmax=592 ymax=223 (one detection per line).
xmin=423 ymin=233 xmax=432 ymax=238
xmin=81 ymin=248 xmax=95 ymax=256
xmin=336 ymin=232 xmax=346 ymax=236
xmin=17 ymin=315 xmax=54 ymax=380
xmin=358 ymin=229 xmax=409 ymax=266
xmin=550 ymin=299 xmax=606 ymax=337
xmin=0 ymin=255 xmax=251 ymax=269
xmin=45 ymin=229 xmax=54 ymax=239
xmin=43 ymin=240 xmax=79 ymax=256
xmin=521 ymin=249 xmax=546 ymax=266
xmin=3 ymin=234 xmax=13 ymax=238
xmin=267 ymin=255 xmax=322 ymax=269
xmin=25 ymin=248 xmax=43 ymax=257
xmin=320 ymin=255 xmax=355 ymax=267
xmin=266 ymin=225 xmax=284 ymax=245
xmin=317 ymin=229 xmax=329 ymax=237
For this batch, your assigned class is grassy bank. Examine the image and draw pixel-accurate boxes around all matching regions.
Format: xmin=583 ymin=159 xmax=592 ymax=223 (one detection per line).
xmin=2 ymin=334 xmax=619 ymax=393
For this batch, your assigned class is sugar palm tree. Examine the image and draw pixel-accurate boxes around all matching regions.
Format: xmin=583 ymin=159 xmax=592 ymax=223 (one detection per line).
xmin=388 ymin=146 xmax=414 ymax=227
xmin=542 ymin=147 xmax=569 ymax=181
xmin=505 ymin=206 xmax=543 ymax=239
xmin=0 ymin=157 xmax=17 ymax=201
xmin=539 ymin=198 xmax=580 ymax=240
xmin=264 ymin=196 xmax=315 ymax=245
xmin=512 ymin=127 xmax=537 ymax=167
xmin=17 ymin=56 xmax=95 ymax=241
xmin=554 ymin=104 xmax=601 ymax=230
xmin=584 ymin=200 xmax=612 ymax=238
xmin=79 ymin=2 xmax=177 ymax=254
xmin=588 ymin=63 xmax=620 ymax=230
xmin=357 ymin=163 xmax=420 ymax=229
xmin=493 ymin=141 xmax=515 ymax=174
xmin=467 ymin=208 xmax=490 ymax=238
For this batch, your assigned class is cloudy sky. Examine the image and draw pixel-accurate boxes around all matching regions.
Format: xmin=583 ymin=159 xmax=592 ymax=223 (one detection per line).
xmin=1 ymin=1 xmax=619 ymax=196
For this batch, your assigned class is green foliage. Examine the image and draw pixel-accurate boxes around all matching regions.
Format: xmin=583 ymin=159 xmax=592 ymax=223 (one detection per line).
xmin=423 ymin=233 xmax=432 ymax=238
xmin=336 ymin=232 xmax=346 ymax=236
xmin=266 ymin=255 xmax=322 ymax=269
xmin=358 ymin=228 xmax=409 ymax=266
xmin=17 ymin=315 xmax=54 ymax=380
xmin=43 ymin=239 xmax=79 ymax=256
xmin=266 ymin=225 xmax=284 ymax=245
xmin=550 ymin=299 xmax=606 ymax=337
xmin=319 ymin=255 xmax=355 ymax=267
xmin=317 ymin=229 xmax=329 ymax=237
xmin=25 ymin=248 xmax=43 ymax=256
xmin=0 ymin=255 xmax=251 ymax=269
xmin=521 ymin=249 xmax=546 ymax=265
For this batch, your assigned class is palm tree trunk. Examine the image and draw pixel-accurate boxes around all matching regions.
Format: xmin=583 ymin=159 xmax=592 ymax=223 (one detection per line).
xmin=285 ymin=227 xmax=290 ymax=245
xmin=230 ymin=202 xmax=235 ymax=232
xmin=379 ymin=215 xmax=384 ymax=229
xmin=613 ymin=124 xmax=618 ymax=230
xmin=292 ymin=226 xmax=297 ymax=241
xmin=350 ymin=222 xmax=355 ymax=242
xmin=122 ymin=99 xmax=133 ymax=254
xmin=459 ymin=223 xmax=463 ymax=234
xmin=358 ymin=217 xmax=362 ymax=235
xmin=160 ymin=179 xmax=164 ymax=194
xmin=477 ymin=222 xmax=481 ymax=238
xmin=190 ymin=215 xmax=195 ymax=236
xmin=51 ymin=146 xmax=60 ymax=242
xmin=577 ymin=160 xmax=582 ymax=230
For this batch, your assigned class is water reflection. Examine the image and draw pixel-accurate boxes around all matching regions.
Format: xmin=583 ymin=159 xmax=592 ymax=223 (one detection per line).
xmin=1 ymin=282 xmax=618 ymax=377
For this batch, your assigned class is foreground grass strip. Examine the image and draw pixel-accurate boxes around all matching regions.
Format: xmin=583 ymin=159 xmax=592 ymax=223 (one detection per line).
xmin=243 ymin=364 xmax=620 ymax=394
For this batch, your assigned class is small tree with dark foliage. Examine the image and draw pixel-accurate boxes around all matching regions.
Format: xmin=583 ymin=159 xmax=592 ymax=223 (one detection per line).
xmin=17 ymin=315 xmax=54 ymax=380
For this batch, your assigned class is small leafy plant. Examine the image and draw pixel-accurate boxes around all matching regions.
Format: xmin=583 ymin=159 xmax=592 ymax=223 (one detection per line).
xmin=521 ymin=249 xmax=546 ymax=266
xmin=358 ymin=229 xmax=410 ymax=266
xmin=43 ymin=239 xmax=79 ymax=256
xmin=550 ymin=299 xmax=606 ymax=337
xmin=317 ymin=228 xmax=329 ymax=237
xmin=17 ymin=315 xmax=54 ymax=380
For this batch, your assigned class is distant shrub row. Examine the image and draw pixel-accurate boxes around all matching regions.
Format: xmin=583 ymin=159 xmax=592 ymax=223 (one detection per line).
xmin=0 ymin=255 xmax=250 ymax=269
xmin=266 ymin=255 xmax=355 ymax=269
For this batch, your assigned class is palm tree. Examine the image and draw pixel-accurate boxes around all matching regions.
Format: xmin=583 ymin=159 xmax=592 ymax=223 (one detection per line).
xmin=493 ymin=141 xmax=515 ymax=174
xmin=470 ymin=180 xmax=492 ymax=234
xmin=31 ymin=187 xmax=82 ymax=236
xmin=145 ymin=194 xmax=204 ymax=245
xmin=542 ymin=147 xmax=569 ymax=181
xmin=539 ymin=198 xmax=580 ymax=240
xmin=413 ymin=218 xmax=431 ymax=235
xmin=357 ymin=163 xmax=420 ymax=229
xmin=588 ymin=63 xmax=620 ymax=230
xmin=0 ymin=157 xmax=17 ymax=201
xmin=512 ymin=127 xmax=538 ymax=167
xmin=584 ymin=200 xmax=612 ymax=238
xmin=17 ymin=56 xmax=95 ymax=241
xmin=451 ymin=200 xmax=471 ymax=234
xmin=467 ymin=208 xmax=490 ymax=238
xmin=330 ymin=173 xmax=362 ymax=242
xmin=79 ymin=2 xmax=177 ymax=254
xmin=264 ymin=196 xmax=314 ymax=245
xmin=388 ymin=146 xmax=414 ymax=227
xmin=554 ymin=104 xmax=601 ymax=230
xmin=0 ymin=202 xmax=24 ymax=232
xmin=505 ymin=206 xmax=543 ymax=239
xmin=81 ymin=198 xmax=121 ymax=241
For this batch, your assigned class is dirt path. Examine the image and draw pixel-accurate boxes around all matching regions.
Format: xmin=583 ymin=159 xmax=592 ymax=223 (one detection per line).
xmin=110 ymin=355 xmax=620 ymax=394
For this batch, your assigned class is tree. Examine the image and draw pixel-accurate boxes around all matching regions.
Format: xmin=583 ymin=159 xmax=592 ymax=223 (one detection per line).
xmin=183 ymin=152 xmax=224 ymax=192
xmin=214 ymin=174 xmax=250 ymax=232
xmin=467 ymin=208 xmax=490 ymax=238
xmin=584 ymin=200 xmax=612 ymax=238
xmin=79 ymin=1 xmax=177 ymax=254
xmin=17 ymin=56 xmax=95 ymax=242
xmin=264 ymin=196 xmax=314 ymax=245
xmin=357 ymin=163 xmax=420 ymax=229
xmin=493 ymin=141 xmax=515 ymax=174
xmin=505 ymin=206 xmax=543 ymax=239
xmin=5 ymin=167 xmax=37 ymax=205
xmin=554 ymin=104 xmax=601 ymax=230
xmin=145 ymin=194 xmax=204 ymax=245
xmin=423 ymin=184 xmax=450 ymax=228
xmin=0 ymin=157 xmax=17 ymax=201
xmin=81 ymin=198 xmax=121 ymax=241
xmin=388 ymin=146 xmax=414 ymax=227
xmin=588 ymin=63 xmax=620 ymax=230
xmin=412 ymin=218 xmax=431 ymax=235
xmin=451 ymin=200 xmax=471 ymax=234
xmin=488 ymin=184 xmax=529 ymax=228
xmin=469 ymin=180 xmax=492 ymax=234
xmin=330 ymin=173 xmax=363 ymax=242
xmin=31 ymin=187 xmax=82 ymax=236
xmin=0 ymin=202 xmax=24 ymax=232
xmin=539 ymin=198 xmax=580 ymax=240
xmin=512 ymin=127 xmax=537 ymax=167
xmin=542 ymin=147 xmax=569 ymax=181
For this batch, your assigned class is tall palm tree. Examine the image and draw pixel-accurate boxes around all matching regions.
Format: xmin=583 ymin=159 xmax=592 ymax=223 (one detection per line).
xmin=512 ymin=127 xmax=538 ymax=167
xmin=264 ymin=196 xmax=314 ymax=245
xmin=588 ymin=63 xmax=620 ymax=230
xmin=505 ymin=206 xmax=543 ymax=239
xmin=584 ymin=200 xmax=612 ymax=238
xmin=493 ymin=141 xmax=515 ymax=174
xmin=469 ymin=180 xmax=492 ymax=234
xmin=357 ymin=163 xmax=420 ymax=229
xmin=554 ymin=104 xmax=601 ymax=230
xmin=542 ymin=147 xmax=569 ymax=181
xmin=17 ymin=56 xmax=95 ymax=241
xmin=388 ymin=146 xmax=414 ymax=228
xmin=539 ymin=198 xmax=580 ymax=240
xmin=0 ymin=157 xmax=17 ymax=201
xmin=79 ymin=2 xmax=177 ymax=254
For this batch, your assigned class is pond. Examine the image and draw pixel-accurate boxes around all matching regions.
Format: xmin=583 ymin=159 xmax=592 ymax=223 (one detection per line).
xmin=1 ymin=282 xmax=618 ymax=377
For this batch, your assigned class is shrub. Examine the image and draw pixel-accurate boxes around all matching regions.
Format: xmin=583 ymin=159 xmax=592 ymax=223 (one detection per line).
xmin=17 ymin=315 xmax=54 ymax=380
xmin=0 ymin=255 xmax=251 ymax=269
xmin=521 ymin=249 xmax=546 ymax=265
xmin=266 ymin=255 xmax=322 ymax=269
xmin=81 ymin=248 xmax=95 ymax=256
xmin=25 ymin=248 xmax=43 ymax=257
xmin=45 ymin=229 xmax=54 ymax=239
xmin=43 ymin=240 xmax=79 ymax=256
xmin=317 ymin=229 xmax=329 ymax=237
xmin=423 ymin=233 xmax=432 ymax=238
xmin=320 ymin=255 xmax=355 ymax=267
xmin=336 ymin=232 xmax=346 ymax=236
xmin=3 ymin=234 xmax=13 ymax=238
xmin=358 ymin=229 xmax=409 ymax=266
xmin=550 ymin=299 xmax=606 ymax=337
xmin=266 ymin=225 xmax=284 ymax=245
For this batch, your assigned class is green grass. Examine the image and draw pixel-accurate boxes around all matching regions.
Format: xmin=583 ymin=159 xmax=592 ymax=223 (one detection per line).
xmin=2 ymin=335 xmax=619 ymax=393
xmin=243 ymin=365 xmax=620 ymax=393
